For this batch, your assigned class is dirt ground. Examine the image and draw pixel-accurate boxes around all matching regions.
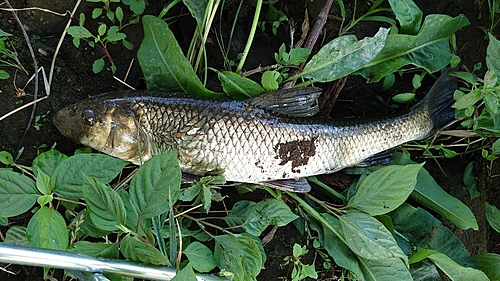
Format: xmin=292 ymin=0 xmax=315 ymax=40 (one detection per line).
xmin=0 ymin=0 xmax=499 ymax=280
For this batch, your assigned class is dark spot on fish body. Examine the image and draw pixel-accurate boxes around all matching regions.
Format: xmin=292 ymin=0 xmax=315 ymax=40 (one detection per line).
xmin=274 ymin=138 xmax=317 ymax=172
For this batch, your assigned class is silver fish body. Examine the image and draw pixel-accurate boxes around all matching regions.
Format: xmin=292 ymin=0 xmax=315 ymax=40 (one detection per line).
xmin=54 ymin=71 xmax=457 ymax=192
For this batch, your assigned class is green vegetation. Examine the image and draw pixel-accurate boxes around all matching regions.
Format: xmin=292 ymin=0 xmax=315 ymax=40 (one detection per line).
xmin=2 ymin=0 xmax=500 ymax=280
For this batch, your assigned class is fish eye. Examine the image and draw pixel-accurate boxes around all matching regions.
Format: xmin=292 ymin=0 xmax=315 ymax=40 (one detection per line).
xmin=81 ymin=109 xmax=96 ymax=126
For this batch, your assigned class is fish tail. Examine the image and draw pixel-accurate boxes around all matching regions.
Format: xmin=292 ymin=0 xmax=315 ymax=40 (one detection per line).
xmin=416 ymin=68 xmax=458 ymax=135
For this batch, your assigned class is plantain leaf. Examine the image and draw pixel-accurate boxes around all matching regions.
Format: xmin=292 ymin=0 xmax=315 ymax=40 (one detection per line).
xmin=183 ymin=0 xmax=209 ymax=27
xmin=137 ymin=15 xmax=220 ymax=97
xmin=348 ymin=164 xmax=422 ymax=215
xmin=360 ymin=14 xmax=470 ymax=82
xmin=296 ymin=27 xmax=389 ymax=82
xmin=388 ymin=0 xmax=422 ymax=34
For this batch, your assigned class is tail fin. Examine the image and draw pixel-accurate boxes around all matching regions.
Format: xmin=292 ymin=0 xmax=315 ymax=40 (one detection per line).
xmin=418 ymin=68 xmax=458 ymax=133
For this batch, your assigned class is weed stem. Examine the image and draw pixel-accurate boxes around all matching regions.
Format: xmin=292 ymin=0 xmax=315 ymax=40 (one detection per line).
xmin=235 ymin=0 xmax=263 ymax=73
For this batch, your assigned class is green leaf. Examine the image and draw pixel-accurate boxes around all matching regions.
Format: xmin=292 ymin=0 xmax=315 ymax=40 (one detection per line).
xmin=184 ymin=241 xmax=218 ymax=272
xmin=410 ymin=167 xmax=478 ymax=230
xmin=340 ymin=212 xmax=408 ymax=265
xmin=129 ymin=0 xmax=145 ymax=15
xmin=26 ymin=206 xmax=68 ymax=250
xmin=487 ymin=33 xmax=500 ymax=78
xmin=35 ymin=169 xmax=52 ymax=195
xmin=105 ymin=26 xmax=126 ymax=42
xmin=115 ymin=6 xmax=124 ymax=23
xmin=92 ymin=7 xmax=103 ymax=19
xmin=67 ymin=26 xmax=94 ymax=39
xmin=120 ymin=234 xmax=170 ymax=266
xmin=225 ymin=200 xmax=256 ymax=228
xmin=361 ymin=14 xmax=470 ymax=82
xmin=82 ymin=174 xmax=126 ymax=232
xmin=37 ymin=194 xmax=53 ymax=206
xmin=390 ymin=204 xmax=475 ymax=268
xmin=0 ymin=169 xmax=39 ymax=217
xmin=0 ymin=151 xmax=13 ymax=165
xmin=388 ymin=0 xmax=423 ymax=35
xmin=360 ymin=257 xmax=413 ymax=281
xmin=411 ymin=249 xmax=489 ymax=281
xmin=0 ymin=28 xmax=12 ymax=37
xmin=392 ymin=93 xmax=415 ymax=103
xmin=348 ymin=164 xmax=422 ymax=215
xmin=261 ymin=70 xmax=279 ymax=91
xmin=129 ymin=152 xmax=181 ymax=219
xmin=0 ymin=216 xmax=7 ymax=226
xmin=92 ymin=58 xmax=105 ymax=74
xmin=214 ymin=234 xmax=264 ymax=281
xmin=243 ymin=199 xmax=298 ymax=236
xmin=0 ymin=70 xmax=9 ymax=79
xmin=5 ymin=226 xmax=28 ymax=246
xmin=78 ymin=210 xmax=113 ymax=238
xmin=492 ymin=139 xmax=500 ymax=155
xmin=52 ymin=153 xmax=128 ymax=200
xmin=137 ymin=15 xmax=219 ymax=97
xmin=473 ymin=252 xmax=500 ymax=280
xmin=117 ymin=189 xmax=150 ymax=236
xmin=183 ymin=0 xmax=209 ymax=27
xmin=217 ymin=70 xmax=265 ymax=99
xmin=297 ymin=27 xmax=389 ymax=82
xmin=383 ymin=73 xmax=396 ymax=90
xmin=32 ymin=148 xmax=68 ymax=177
xmin=68 ymin=241 xmax=119 ymax=259
xmin=171 ymin=263 xmax=197 ymax=281
xmin=485 ymin=202 xmax=500 ymax=233
xmin=463 ymin=161 xmax=480 ymax=200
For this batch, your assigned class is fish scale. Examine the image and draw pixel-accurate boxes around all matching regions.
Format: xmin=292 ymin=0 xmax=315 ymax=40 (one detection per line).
xmin=53 ymin=71 xmax=457 ymax=192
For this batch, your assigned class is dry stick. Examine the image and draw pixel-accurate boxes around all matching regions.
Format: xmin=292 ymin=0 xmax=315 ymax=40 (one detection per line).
xmin=283 ymin=0 xmax=334 ymax=89
xmin=4 ymin=0 xmax=39 ymax=152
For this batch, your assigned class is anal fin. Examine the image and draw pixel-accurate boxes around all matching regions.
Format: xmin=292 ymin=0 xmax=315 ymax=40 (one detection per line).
xmin=260 ymin=178 xmax=311 ymax=193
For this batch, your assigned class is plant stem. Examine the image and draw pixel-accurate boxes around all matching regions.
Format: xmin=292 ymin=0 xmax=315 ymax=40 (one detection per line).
xmin=235 ymin=0 xmax=263 ymax=73
xmin=307 ymin=176 xmax=347 ymax=203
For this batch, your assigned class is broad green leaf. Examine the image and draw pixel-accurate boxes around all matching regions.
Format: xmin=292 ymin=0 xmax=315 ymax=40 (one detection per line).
xmin=487 ymin=33 xmax=500 ymax=78
xmin=217 ymin=70 xmax=265 ymax=99
xmin=411 ymin=249 xmax=489 ymax=281
xmin=390 ymin=204 xmax=475 ymax=268
xmin=117 ymin=189 xmax=150 ymax=236
xmin=214 ymin=234 xmax=264 ymax=281
xmin=340 ymin=212 xmax=408 ymax=265
xmin=243 ymin=199 xmax=298 ymax=236
xmin=0 ymin=70 xmax=9 ymax=79
xmin=26 ymin=206 xmax=68 ymax=250
xmin=129 ymin=0 xmax=146 ymax=15
xmin=485 ymin=202 xmax=500 ymax=233
xmin=473 ymin=252 xmax=500 ymax=280
xmin=5 ymin=226 xmax=28 ymax=246
xmin=388 ymin=0 xmax=422 ymax=34
xmin=82 ymin=174 xmax=126 ymax=231
xmin=129 ymin=152 xmax=181 ymax=219
xmin=35 ymin=169 xmax=51 ymax=195
xmin=297 ymin=27 xmax=389 ymax=82
xmin=225 ymin=200 xmax=256 ymax=228
xmin=120 ymin=234 xmax=170 ymax=266
xmin=32 ymin=148 xmax=68 ymax=177
xmin=171 ymin=263 xmax=197 ymax=281
xmin=0 ymin=216 xmax=7 ymax=226
xmin=52 ymin=153 xmax=128 ymax=200
xmin=463 ymin=161 xmax=480 ymax=200
xmin=68 ymin=241 xmax=119 ymax=259
xmin=410 ymin=167 xmax=478 ymax=230
xmin=0 ymin=169 xmax=39 ymax=217
xmin=361 ymin=14 xmax=470 ymax=82
xmin=77 ymin=210 xmax=113 ymax=238
xmin=261 ymin=70 xmax=279 ymax=91
xmin=183 ymin=0 xmax=209 ymax=27
xmin=184 ymin=242 xmax=218 ymax=273
xmin=67 ymin=26 xmax=94 ymax=39
xmin=137 ymin=15 xmax=219 ymax=97
xmin=348 ymin=164 xmax=422 ymax=215
xmin=360 ymin=257 xmax=413 ymax=281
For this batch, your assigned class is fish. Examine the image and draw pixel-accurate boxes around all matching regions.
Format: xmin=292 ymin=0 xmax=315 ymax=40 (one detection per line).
xmin=53 ymin=70 xmax=457 ymax=192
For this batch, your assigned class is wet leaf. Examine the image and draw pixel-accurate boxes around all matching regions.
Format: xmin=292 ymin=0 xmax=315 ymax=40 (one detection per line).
xmin=297 ymin=27 xmax=389 ymax=82
xmin=340 ymin=212 xmax=408 ymax=266
xmin=348 ymin=164 xmax=422 ymax=215
xmin=0 ymin=169 xmax=39 ymax=217
xmin=68 ymin=241 xmax=119 ymax=259
xmin=217 ymin=70 xmax=264 ymax=99
xmin=26 ymin=206 xmax=68 ymax=250
xmin=361 ymin=14 xmax=470 ymax=82
xmin=473 ymin=252 xmax=500 ymax=281
xmin=52 ymin=153 xmax=128 ymax=200
xmin=120 ymin=234 xmax=170 ymax=266
xmin=388 ymin=0 xmax=423 ymax=34
xmin=410 ymin=249 xmax=489 ymax=280
xmin=129 ymin=152 xmax=181 ymax=219
xmin=137 ymin=15 xmax=219 ymax=97
xmin=485 ymin=202 xmax=500 ymax=233
xmin=184 ymin=242 xmax=218 ymax=272
xmin=82 ymin=174 xmax=126 ymax=231
xmin=243 ymin=199 xmax=298 ymax=236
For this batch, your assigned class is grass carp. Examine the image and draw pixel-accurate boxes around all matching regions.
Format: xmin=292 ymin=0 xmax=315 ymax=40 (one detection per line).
xmin=53 ymin=71 xmax=457 ymax=192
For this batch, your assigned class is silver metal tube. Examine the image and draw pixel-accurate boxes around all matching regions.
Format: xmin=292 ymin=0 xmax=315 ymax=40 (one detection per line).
xmin=0 ymin=243 xmax=226 ymax=281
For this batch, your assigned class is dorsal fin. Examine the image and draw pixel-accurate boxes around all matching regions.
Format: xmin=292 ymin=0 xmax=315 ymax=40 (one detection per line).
xmin=248 ymin=87 xmax=322 ymax=117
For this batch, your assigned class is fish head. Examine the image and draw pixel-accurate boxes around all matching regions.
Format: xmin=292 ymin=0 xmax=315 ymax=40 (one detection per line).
xmin=53 ymin=98 xmax=151 ymax=164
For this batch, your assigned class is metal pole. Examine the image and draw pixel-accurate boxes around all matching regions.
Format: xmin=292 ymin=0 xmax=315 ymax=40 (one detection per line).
xmin=0 ymin=243 xmax=226 ymax=281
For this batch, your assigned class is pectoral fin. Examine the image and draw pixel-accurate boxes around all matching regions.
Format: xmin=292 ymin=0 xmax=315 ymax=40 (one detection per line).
xmin=260 ymin=178 xmax=311 ymax=193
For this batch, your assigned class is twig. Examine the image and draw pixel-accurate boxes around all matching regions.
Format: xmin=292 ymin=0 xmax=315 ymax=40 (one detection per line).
xmin=241 ymin=64 xmax=279 ymax=77
xmin=5 ymin=0 xmax=39 ymax=151
xmin=0 ymin=7 xmax=69 ymax=17
xmin=284 ymin=0 xmax=334 ymax=89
